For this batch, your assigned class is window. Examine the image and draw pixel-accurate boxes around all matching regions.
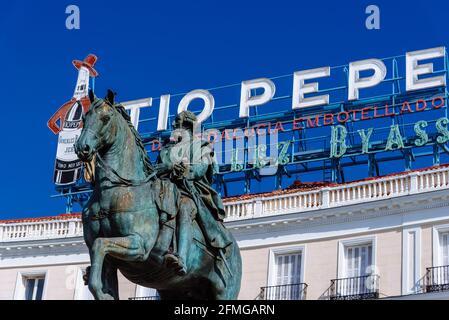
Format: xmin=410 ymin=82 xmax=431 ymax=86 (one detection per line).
xmin=24 ymin=277 xmax=45 ymax=300
xmin=13 ymin=273 xmax=47 ymax=300
xmin=338 ymin=244 xmax=372 ymax=296
xmin=336 ymin=237 xmax=377 ymax=298
xmin=432 ymin=225 xmax=449 ymax=267
xmin=439 ymin=232 xmax=449 ymax=266
xmin=430 ymin=227 xmax=449 ymax=288
xmin=267 ymin=246 xmax=306 ymax=300
xmin=14 ymin=272 xmax=47 ymax=300
xmin=345 ymin=244 xmax=372 ymax=278
xmin=275 ymin=253 xmax=302 ymax=286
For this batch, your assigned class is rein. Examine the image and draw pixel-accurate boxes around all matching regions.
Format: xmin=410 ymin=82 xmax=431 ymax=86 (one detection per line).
xmin=82 ymin=104 xmax=156 ymax=187
xmin=95 ymin=153 xmax=157 ymax=187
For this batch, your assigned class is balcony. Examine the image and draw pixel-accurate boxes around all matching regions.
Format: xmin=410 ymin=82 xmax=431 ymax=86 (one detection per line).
xmin=2 ymin=165 xmax=449 ymax=243
xmin=129 ymin=296 xmax=160 ymax=300
xmin=258 ymin=283 xmax=308 ymax=300
xmin=329 ymin=275 xmax=380 ymax=300
xmin=0 ymin=217 xmax=83 ymax=243
xmin=223 ymin=165 xmax=449 ymax=221
xmin=426 ymin=265 xmax=449 ymax=293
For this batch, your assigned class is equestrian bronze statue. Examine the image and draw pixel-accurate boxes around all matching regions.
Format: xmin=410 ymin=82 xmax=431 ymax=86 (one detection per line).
xmin=74 ymin=89 xmax=242 ymax=300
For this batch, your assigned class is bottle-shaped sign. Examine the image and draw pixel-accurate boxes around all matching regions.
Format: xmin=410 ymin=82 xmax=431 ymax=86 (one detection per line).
xmin=48 ymin=54 xmax=98 ymax=185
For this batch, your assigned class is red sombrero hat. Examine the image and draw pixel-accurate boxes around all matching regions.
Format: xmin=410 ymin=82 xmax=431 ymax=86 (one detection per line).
xmin=72 ymin=54 xmax=99 ymax=77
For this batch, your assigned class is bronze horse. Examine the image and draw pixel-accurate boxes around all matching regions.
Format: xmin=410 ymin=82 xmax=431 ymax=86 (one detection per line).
xmin=74 ymin=90 xmax=241 ymax=300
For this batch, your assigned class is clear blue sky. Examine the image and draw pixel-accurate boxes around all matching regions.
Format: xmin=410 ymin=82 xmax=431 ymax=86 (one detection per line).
xmin=0 ymin=0 xmax=448 ymax=219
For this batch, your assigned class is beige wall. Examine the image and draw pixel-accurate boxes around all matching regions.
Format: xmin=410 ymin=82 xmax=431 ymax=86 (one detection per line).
xmin=303 ymin=239 xmax=338 ymax=299
xmin=0 ymin=264 xmax=137 ymax=300
xmin=0 ymin=268 xmax=22 ymax=300
xmin=3 ymin=219 xmax=449 ymax=300
xmin=421 ymin=225 xmax=433 ymax=273
xmin=238 ymin=227 xmax=409 ymax=300
xmin=238 ymin=247 xmax=269 ymax=299
xmin=375 ymin=229 xmax=402 ymax=297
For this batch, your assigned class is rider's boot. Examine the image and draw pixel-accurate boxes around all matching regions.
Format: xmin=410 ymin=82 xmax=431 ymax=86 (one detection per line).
xmin=151 ymin=216 xmax=175 ymax=265
xmin=176 ymin=206 xmax=194 ymax=275
xmin=164 ymin=207 xmax=192 ymax=275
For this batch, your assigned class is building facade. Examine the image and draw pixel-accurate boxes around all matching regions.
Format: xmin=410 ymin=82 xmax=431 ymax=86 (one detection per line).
xmin=2 ymin=165 xmax=449 ymax=300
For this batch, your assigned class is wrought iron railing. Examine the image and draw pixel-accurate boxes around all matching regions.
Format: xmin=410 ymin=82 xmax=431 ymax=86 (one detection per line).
xmin=426 ymin=265 xmax=449 ymax=293
xmin=258 ymin=283 xmax=308 ymax=300
xmin=329 ymin=274 xmax=379 ymax=300
xmin=129 ymin=296 xmax=160 ymax=300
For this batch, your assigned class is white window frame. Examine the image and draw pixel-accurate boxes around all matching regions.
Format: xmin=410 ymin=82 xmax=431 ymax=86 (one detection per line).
xmin=13 ymin=270 xmax=48 ymax=300
xmin=267 ymin=245 xmax=306 ymax=287
xmin=432 ymin=223 xmax=449 ymax=267
xmin=74 ymin=267 xmax=94 ymax=300
xmin=337 ymin=236 xmax=377 ymax=279
xmin=401 ymin=227 xmax=422 ymax=295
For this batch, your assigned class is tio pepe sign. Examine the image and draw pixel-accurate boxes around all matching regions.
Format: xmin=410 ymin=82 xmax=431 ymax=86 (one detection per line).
xmin=124 ymin=47 xmax=446 ymax=133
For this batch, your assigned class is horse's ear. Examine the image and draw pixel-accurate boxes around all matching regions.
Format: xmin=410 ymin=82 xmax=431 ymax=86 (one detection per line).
xmin=88 ymin=89 xmax=96 ymax=103
xmin=105 ymin=89 xmax=116 ymax=105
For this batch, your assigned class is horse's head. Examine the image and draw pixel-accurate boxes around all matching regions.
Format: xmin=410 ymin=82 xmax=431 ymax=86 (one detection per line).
xmin=75 ymin=89 xmax=118 ymax=162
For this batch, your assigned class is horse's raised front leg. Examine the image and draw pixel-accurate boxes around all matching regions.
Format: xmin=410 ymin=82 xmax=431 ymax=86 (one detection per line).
xmin=89 ymin=234 xmax=149 ymax=300
xmin=102 ymin=258 xmax=119 ymax=299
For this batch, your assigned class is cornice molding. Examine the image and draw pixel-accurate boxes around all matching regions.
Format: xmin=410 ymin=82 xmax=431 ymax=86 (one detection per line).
xmin=227 ymin=191 xmax=449 ymax=238
xmin=0 ymin=237 xmax=86 ymax=259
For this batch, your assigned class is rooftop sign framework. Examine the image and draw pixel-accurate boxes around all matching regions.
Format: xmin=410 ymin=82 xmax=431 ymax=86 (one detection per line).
xmin=49 ymin=47 xmax=449 ymax=211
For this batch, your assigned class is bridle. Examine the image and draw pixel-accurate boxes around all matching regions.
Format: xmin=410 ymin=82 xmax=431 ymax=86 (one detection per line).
xmin=81 ymin=99 xmax=157 ymax=188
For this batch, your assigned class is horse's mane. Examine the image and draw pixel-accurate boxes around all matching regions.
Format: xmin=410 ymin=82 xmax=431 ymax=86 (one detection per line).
xmin=114 ymin=103 xmax=154 ymax=176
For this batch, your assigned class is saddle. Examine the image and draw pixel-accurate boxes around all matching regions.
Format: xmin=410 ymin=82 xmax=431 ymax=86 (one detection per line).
xmin=150 ymin=177 xmax=233 ymax=278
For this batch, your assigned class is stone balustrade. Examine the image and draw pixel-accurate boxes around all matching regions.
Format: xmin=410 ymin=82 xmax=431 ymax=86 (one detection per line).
xmin=1 ymin=166 xmax=449 ymax=242
xmin=223 ymin=165 xmax=449 ymax=221
xmin=0 ymin=219 xmax=83 ymax=243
